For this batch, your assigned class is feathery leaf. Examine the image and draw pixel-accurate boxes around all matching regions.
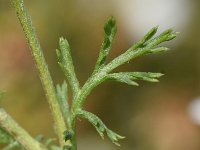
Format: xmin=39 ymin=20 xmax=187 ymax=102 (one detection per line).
xmin=94 ymin=17 xmax=117 ymax=71
xmin=77 ymin=110 xmax=125 ymax=146
xmin=57 ymin=38 xmax=80 ymax=97
xmin=56 ymin=81 xmax=70 ymax=125
xmin=107 ymin=72 xmax=163 ymax=86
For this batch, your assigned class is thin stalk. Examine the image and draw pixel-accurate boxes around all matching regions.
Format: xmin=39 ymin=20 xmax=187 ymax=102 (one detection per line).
xmin=0 ymin=108 xmax=47 ymax=150
xmin=10 ymin=0 xmax=66 ymax=146
xmin=72 ymin=71 xmax=106 ymax=111
xmin=70 ymin=120 xmax=77 ymax=150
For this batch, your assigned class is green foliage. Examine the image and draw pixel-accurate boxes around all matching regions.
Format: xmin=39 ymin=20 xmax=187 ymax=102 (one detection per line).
xmin=56 ymin=38 xmax=80 ymax=97
xmin=56 ymin=81 xmax=70 ymax=126
xmin=0 ymin=128 xmax=13 ymax=144
xmin=2 ymin=141 xmax=25 ymax=150
xmin=55 ymin=17 xmax=178 ymax=148
xmin=4 ymin=1 xmax=178 ymax=149
xmin=0 ymin=129 xmax=25 ymax=150
xmin=107 ymin=72 xmax=163 ymax=86
xmin=94 ymin=16 xmax=117 ymax=71
xmin=77 ymin=110 xmax=124 ymax=146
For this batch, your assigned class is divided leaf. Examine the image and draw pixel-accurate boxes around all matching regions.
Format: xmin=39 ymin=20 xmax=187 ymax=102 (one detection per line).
xmin=0 ymin=128 xmax=13 ymax=144
xmin=101 ymin=26 xmax=178 ymax=74
xmin=56 ymin=17 xmax=178 ymax=148
xmin=107 ymin=73 xmax=139 ymax=86
xmin=94 ymin=17 xmax=117 ymax=71
xmin=145 ymin=28 xmax=179 ymax=49
xmin=77 ymin=110 xmax=125 ymax=146
xmin=132 ymin=26 xmax=158 ymax=50
xmin=56 ymin=81 xmax=70 ymax=124
xmin=0 ymin=128 xmax=25 ymax=150
xmin=56 ymin=81 xmax=69 ymax=110
xmin=56 ymin=37 xmax=71 ymax=72
xmin=107 ymin=72 xmax=163 ymax=86
xmin=56 ymin=37 xmax=80 ymax=96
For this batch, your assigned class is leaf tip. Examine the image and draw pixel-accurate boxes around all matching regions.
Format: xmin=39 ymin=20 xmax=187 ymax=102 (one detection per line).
xmin=59 ymin=37 xmax=69 ymax=47
xmin=104 ymin=16 xmax=116 ymax=36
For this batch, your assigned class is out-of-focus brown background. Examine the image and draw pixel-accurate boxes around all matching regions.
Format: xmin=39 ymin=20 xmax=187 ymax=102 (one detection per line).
xmin=1 ymin=0 xmax=200 ymax=150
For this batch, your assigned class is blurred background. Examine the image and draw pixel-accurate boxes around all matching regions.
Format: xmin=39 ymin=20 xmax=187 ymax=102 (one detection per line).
xmin=0 ymin=0 xmax=200 ymax=149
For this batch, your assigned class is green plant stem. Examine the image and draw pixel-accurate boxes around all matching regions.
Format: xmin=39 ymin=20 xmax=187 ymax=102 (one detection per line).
xmin=72 ymin=47 xmax=151 ymax=110
xmin=104 ymin=47 xmax=157 ymax=72
xmin=10 ymin=0 xmax=66 ymax=147
xmin=72 ymin=71 xmax=106 ymax=110
xmin=70 ymin=121 xmax=77 ymax=150
xmin=73 ymin=44 xmax=169 ymax=111
xmin=0 ymin=108 xmax=47 ymax=150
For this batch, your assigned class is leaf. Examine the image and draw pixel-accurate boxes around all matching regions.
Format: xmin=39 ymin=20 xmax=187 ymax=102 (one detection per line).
xmin=149 ymin=47 xmax=169 ymax=53
xmin=128 ymin=72 xmax=164 ymax=82
xmin=101 ymin=27 xmax=178 ymax=75
xmin=132 ymin=26 xmax=158 ymax=49
xmin=104 ymin=16 xmax=116 ymax=36
xmin=2 ymin=141 xmax=19 ymax=150
xmin=145 ymin=28 xmax=179 ymax=48
xmin=107 ymin=72 xmax=163 ymax=86
xmin=57 ymin=37 xmax=80 ymax=96
xmin=94 ymin=17 xmax=117 ymax=71
xmin=56 ymin=81 xmax=69 ymax=111
xmin=0 ymin=128 xmax=26 ymax=150
xmin=77 ymin=110 xmax=125 ymax=146
xmin=56 ymin=81 xmax=70 ymax=125
xmin=107 ymin=73 xmax=139 ymax=86
xmin=0 ymin=128 xmax=13 ymax=144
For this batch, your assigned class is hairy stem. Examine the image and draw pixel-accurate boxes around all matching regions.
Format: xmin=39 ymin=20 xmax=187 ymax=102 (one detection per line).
xmin=70 ymin=120 xmax=77 ymax=150
xmin=72 ymin=47 xmax=151 ymax=110
xmin=10 ymin=0 xmax=66 ymax=146
xmin=72 ymin=71 xmax=106 ymax=110
xmin=0 ymin=108 xmax=47 ymax=150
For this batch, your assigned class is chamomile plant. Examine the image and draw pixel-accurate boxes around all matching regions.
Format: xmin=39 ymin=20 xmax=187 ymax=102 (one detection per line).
xmin=0 ymin=0 xmax=178 ymax=150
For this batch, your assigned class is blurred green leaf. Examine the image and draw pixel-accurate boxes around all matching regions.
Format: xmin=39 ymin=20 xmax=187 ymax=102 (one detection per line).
xmin=0 ymin=128 xmax=13 ymax=144
xmin=77 ymin=110 xmax=125 ymax=146
xmin=50 ymin=145 xmax=62 ymax=150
